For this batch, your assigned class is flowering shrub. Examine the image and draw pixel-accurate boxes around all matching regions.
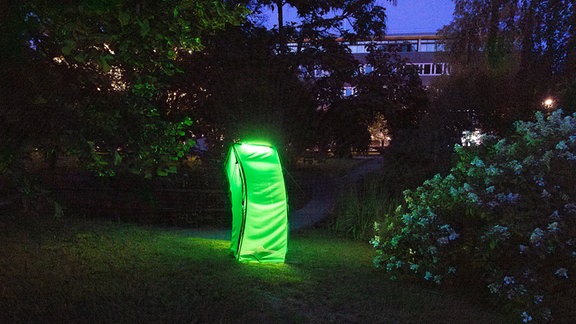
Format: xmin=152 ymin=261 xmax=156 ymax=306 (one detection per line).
xmin=372 ymin=110 xmax=576 ymax=322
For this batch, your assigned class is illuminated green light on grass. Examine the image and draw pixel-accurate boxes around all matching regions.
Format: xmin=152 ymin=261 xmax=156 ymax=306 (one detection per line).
xmin=226 ymin=142 xmax=289 ymax=263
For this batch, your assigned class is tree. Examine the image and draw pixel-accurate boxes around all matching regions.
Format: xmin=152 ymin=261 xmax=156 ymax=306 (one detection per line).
xmin=250 ymin=0 xmax=396 ymax=46
xmin=1 ymin=0 xmax=247 ymax=178
xmin=182 ymin=24 xmax=318 ymax=158
xmin=259 ymin=0 xmax=396 ymax=120
xmin=437 ymin=0 xmax=575 ymax=135
xmin=255 ymin=0 xmax=418 ymax=155
xmin=175 ymin=1 xmax=402 ymax=158
xmin=354 ymin=48 xmax=427 ymax=133
xmin=320 ymin=47 xmax=427 ymax=156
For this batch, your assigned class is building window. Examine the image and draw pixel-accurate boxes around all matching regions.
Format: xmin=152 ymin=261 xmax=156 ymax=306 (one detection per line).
xmin=419 ymin=41 xmax=440 ymax=52
xmin=423 ymin=64 xmax=431 ymax=75
xmin=401 ymin=42 xmax=415 ymax=52
xmin=435 ymin=64 xmax=443 ymax=74
xmin=360 ymin=64 xmax=373 ymax=74
xmin=348 ymin=44 xmax=367 ymax=54
xmin=342 ymin=87 xmax=356 ymax=97
xmin=412 ymin=63 xmax=450 ymax=76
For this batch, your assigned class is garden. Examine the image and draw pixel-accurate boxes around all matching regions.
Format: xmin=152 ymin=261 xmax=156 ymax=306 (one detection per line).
xmin=2 ymin=111 xmax=574 ymax=323
xmin=2 ymin=1 xmax=575 ymax=323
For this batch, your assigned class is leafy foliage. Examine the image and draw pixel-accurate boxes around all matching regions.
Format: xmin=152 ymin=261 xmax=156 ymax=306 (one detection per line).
xmin=183 ymin=24 xmax=318 ymax=156
xmin=252 ymin=0 xmax=392 ymax=48
xmin=437 ymin=0 xmax=576 ymax=135
xmin=1 ymin=0 xmax=247 ymax=179
xmin=226 ymin=0 xmax=413 ymax=157
xmin=354 ymin=48 xmax=427 ymax=135
xmin=372 ymin=109 xmax=576 ymax=322
xmin=321 ymin=49 xmax=428 ymax=156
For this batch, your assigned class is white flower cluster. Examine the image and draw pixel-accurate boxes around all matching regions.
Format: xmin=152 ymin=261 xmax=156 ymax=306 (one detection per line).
xmin=372 ymin=110 xmax=576 ymax=323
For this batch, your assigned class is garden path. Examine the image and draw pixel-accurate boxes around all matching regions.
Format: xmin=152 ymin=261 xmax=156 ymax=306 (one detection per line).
xmin=179 ymin=156 xmax=384 ymax=240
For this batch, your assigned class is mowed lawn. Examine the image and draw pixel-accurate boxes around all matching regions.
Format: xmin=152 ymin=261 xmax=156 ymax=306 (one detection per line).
xmin=0 ymin=217 xmax=508 ymax=323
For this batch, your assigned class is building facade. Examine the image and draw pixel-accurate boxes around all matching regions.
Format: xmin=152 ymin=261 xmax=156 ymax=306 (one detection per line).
xmin=346 ymin=33 xmax=449 ymax=90
xmin=289 ymin=33 xmax=448 ymax=91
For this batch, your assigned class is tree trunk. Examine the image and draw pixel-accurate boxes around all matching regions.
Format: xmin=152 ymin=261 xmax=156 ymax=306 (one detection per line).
xmin=276 ymin=0 xmax=285 ymax=53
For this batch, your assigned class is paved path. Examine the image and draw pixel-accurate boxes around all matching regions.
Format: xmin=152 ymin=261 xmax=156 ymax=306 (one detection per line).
xmin=178 ymin=156 xmax=384 ymax=240
xmin=289 ymin=156 xmax=383 ymax=230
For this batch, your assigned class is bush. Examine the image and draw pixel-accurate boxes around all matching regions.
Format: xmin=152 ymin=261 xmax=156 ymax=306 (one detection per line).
xmin=330 ymin=177 xmax=399 ymax=240
xmin=329 ymin=125 xmax=454 ymax=241
xmin=372 ymin=110 xmax=576 ymax=323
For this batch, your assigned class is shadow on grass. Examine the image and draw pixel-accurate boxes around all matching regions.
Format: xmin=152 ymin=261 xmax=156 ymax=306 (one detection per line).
xmin=0 ymin=217 xmax=508 ymax=323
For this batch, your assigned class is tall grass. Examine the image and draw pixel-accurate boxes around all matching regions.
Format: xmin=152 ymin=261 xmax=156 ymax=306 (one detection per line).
xmin=329 ymin=148 xmax=453 ymax=241
xmin=329 ymin=177 xmax=400 ymax=240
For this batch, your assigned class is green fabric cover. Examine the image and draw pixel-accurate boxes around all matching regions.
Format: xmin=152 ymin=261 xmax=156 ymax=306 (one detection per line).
xmin=225 ymin=142 xmax=288 ymax=262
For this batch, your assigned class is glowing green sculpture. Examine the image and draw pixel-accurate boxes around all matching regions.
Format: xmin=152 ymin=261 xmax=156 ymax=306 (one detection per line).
xmin=225 ymin=142 xmax=288 ymax=263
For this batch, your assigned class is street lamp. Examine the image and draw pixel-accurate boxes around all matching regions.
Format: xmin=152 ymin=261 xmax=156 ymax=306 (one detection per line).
xmin=543 ymin=97 xmax=555 ymax=109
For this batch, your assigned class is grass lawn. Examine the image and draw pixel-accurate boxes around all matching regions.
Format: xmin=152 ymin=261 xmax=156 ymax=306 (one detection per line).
xmin=0 ymin=216 xmax=507 ymax=323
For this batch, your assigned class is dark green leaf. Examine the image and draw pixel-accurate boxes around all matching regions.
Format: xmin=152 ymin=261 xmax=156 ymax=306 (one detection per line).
xmin=118 ymin=11 xmax=130 ymax=26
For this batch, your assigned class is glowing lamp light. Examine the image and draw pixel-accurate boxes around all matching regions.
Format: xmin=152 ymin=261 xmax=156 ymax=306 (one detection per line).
xmin=543 ymin=97 xmax=555 ymax=109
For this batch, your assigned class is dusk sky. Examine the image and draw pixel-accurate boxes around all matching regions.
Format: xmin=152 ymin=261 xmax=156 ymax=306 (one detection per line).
xmin=263 ymin=0 xmax=455 ymax=35
xmin=383 ymin=0 xmax=455 ymax=34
